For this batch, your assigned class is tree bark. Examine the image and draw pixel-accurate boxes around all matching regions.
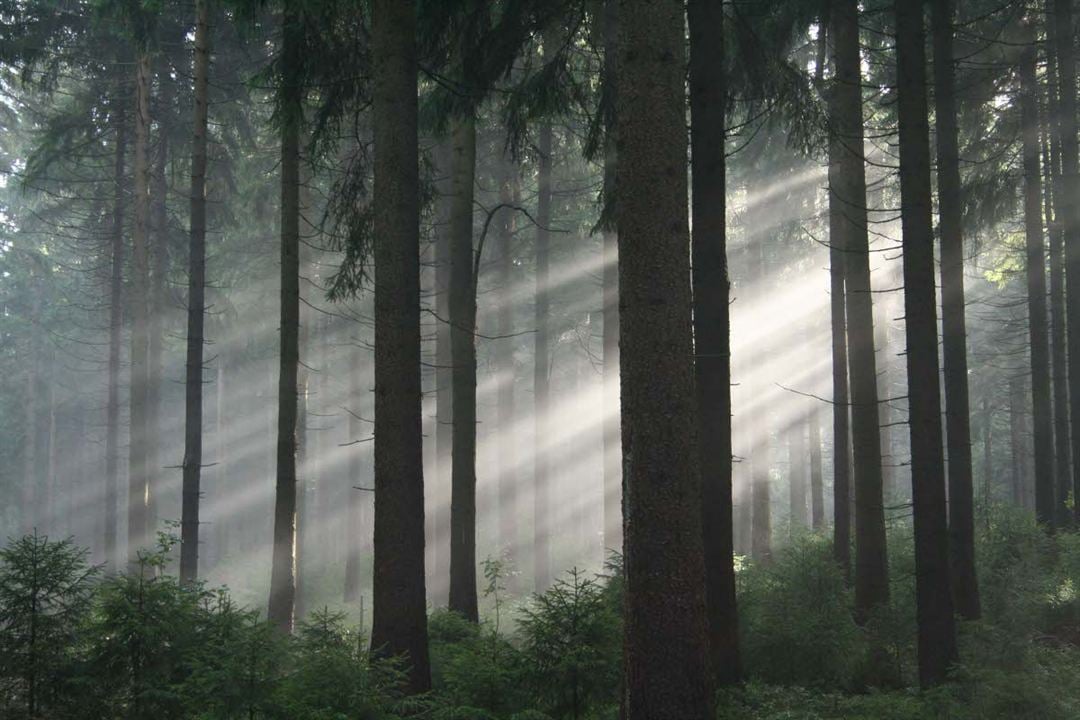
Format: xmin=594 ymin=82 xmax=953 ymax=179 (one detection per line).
xmin=369 ymin=0 xmax=431 ymax=693
xmin=932 ymin=0 xmax=980 ymax=619
xmin=434 ymin=140 xmax=453 ymax=606
xmin=895 ymin=0 xmax=959 ymax=686
xmin=533 ymin=114 xmax=553 ymax=594
xmin=617 ymin=1 xmax=712 ymax=715
xmin=495 ymin=158 xmax=517 ymax=557
xmin=268 ymin=0 xmax=302 ymax=633
xmin=180 ymin=0 xmax=210 ymax=587
xmin=809 ymin=405 xmax=825 ymax=530
xmin=688 ymin=0 xmax=739 ymax=687
xmin=1019 ymin=17 xmax=1055 ymax=529
xmin=831 ymin=0 xmax=889 ymax=618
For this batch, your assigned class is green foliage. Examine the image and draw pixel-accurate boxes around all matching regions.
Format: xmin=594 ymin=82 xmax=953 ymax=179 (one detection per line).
xmin=428 ymin=609 xmax=526 ymax=717
xmin=738 ymin=534 xmax=863 ymax=689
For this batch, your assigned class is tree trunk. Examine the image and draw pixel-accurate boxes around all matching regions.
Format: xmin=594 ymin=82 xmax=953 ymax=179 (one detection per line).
xmin=128 ymin=49 xmax=152 ymax=567
xmin=434 ymin=140 xmax=453 ymax=605
xmin=268 ymin=0 xmax=302 ymax=633
xmin=180 ymin=0 xmax=210 ymax=587
xmin=1011 ymin=377 xmax=1027 ymax=507
xmin=1019 ymin=17 xmax=1055 ymax=528
xmin=932 ymin=0 xmax=980 ymax=619
xmin=344 ymin=332 xmax=365 ymax=603
xmin=533 ymin=115 xmax=553 ymax=594
xmin=809 ymin=405 xmax=825 ymax=530
xmin=688 ymin=0 xmax=739 ymax=687
xmin=831 ymin=0 xmax=889 ymax=618
xmin=495 ymin=158 xmax=517 ymax=557
xmin=447 ymin=108 xmax=479 ymax=622
xmin=369 ymin=0 xmax=431 ymax=693
xmin=894 ymin=0 xmax=959 ymax=686
xmin=617 ymin=1 xmax=711 ymax=715
xmin=789 ymin=422 xmax=808 ymax=531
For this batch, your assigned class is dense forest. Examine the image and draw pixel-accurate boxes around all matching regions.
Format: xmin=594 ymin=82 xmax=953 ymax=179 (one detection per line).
xmin=5 ymin=0 xmax=1080 ymax=717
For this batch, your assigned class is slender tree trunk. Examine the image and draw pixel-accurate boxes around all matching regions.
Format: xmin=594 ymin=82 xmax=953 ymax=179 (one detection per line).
xmin=831 ymin=0 xmax=888 ymax=617
xmin=22 ymin=340 xmax=37 ymax=535
xmin=747 ymin=240 xmax=771 ymax=563
xmin=180 ymin=0 xmax=210 ymax=586
xmin=369 ymin=0 xmax=431 ymax=693
xmin=495 ymin=159 xmax=517 ymax=556
xmin=895 ymin=0 xmax=959 ymax=686
xmin=434 ymin=140 xmax=453 ymax=605
xmin=1011 ymin=378 xmax=1027 ymax=507
xmin=268 ymin=0 xmax=302 ymax=633
xmin=1051 ymin=0 xmax=1080 ymax=523
xmin=618 ymin=1 xmax=711 ymax=715
xmin=1019 ymin=18 xmax=1056 ymax=528
xmin=447 ymin=108 xmax=479 ymax=621
xmin=932 ymin=0 xmax=980 ymax=619
xmin=810 ymin=405 xmax=825 ymax=530
xmin=789 ymin=423 xmax=808 ymax=531
xmin=128 ymin=49 xmax=152 ymax=566
xmin=533 ymin=116 xmax=553 ymax=594
xmin=601 ymin=0 xmax=621 ymax=560
xmin=344 ymin=333 xmax=364 ymax=603
xmin=294 ymin=324 xmax=309 ymax=622
xmin=688 ymin=0 xmax=738 ymax=686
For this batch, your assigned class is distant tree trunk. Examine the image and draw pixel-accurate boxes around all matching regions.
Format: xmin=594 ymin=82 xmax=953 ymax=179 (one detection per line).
xmin=983 ymin=397 xmax=994 ymax=507
xmin=789 ymin=422 xmax=808 ymax=530
xmin=369 ymin=0 xmax=431 ymax=693
xmin=447 ymin=106 xmax=478 ymax=622
xmin=180 ymin=0 xmax=210 ymax=587
xmin=1010 ymin=377 xmax=1027 ymax=506
xmin=268 ymin=0 xmax=302 ymax=633
xmin=1051 ymin=0 xmax=1080 ymax=523
xmin=105 ymin=77 xmax=127 ymax=573
xmin=600 ymin=0 xmax=621 ymax=560
xmin=212 ymin=356 xmax=227 ymax=569
xmin=1019 ymin=18 xmax=1055 ymax=528
xmin=128 ymin=49 xmax=152 ymax=566
xmin=22 ymin=337 xmax=37 ymax=535
xmin=618 ymin=1 xmax=711 ymax=716
xmin=932 ymin=0 xmax=980 ymax=619
xmin=688 ymin=0 xmax=739 ymax=687
xmin=344 ymin=334 xmax=364 ymax=603
xmin=294 ymin=326 xmax=309 ymax=622
xmin=746 ymin=236 xmax=771 ymax=564
xmin=533 ymin=115 xmax=553 ymax=594
xmin=810 ymin=406 xmax=825 ymax=530
xmin=495 ymin=159 xmax=517 ymax=556
xmin=894 ymin=0 xmax=959 ymax=687
xmin=831 ymin=0 xmax=888 ymax=618
xmin=434 ymin=140 xmax=453 ymax=605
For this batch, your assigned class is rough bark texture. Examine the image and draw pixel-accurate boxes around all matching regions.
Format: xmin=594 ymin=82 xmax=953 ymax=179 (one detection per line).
xmin=105 ymin=82 xmax=126 ymax=573
xmin=447 ymin=111 xmax=478 ymax=622
xmin=1019 ymin=19 xmax=1055 ymax=528
xmin=831 ymin=0 xmax=888 ymax=617
xmin=434 ymin=140 xmax=453 ymax=605
xmin=533 ymin=116 xmax=553 ymax=594
xmin=180 ymin=0 xmax=210 ymax=587
xmin=617 ymin=0 xmax=712 ymax=715
xmin=895 ymin=0 xmax=959 ymax=686
xmin=688 ymin=0 xmax=739 ymax=687
xmin=932 ymin=0 xmax=980 ymax=619
xmin=268 ymin=0 xmax=301 ymax=633
xmin=1051 ymin=0 xmax=1080 ymax=523
xmin=369 ymin=0 xmax=431 ymax=693
xmin=127 ymin=50 xmax=152 ymax=567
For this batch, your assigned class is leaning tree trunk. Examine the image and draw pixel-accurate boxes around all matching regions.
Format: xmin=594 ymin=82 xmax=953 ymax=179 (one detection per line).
xmin=1019 ymin=16 xmax=1055 ymax=528
xmin=618 ymin=0 xmax=712 ymax=716
xmin=831 ymin=0 xmax=888 ymax=618
xmin=268 ymin=0 xmax=302 ymax=633
xmin=1051 ymin=0 xmax=1080 ymax=523
xmin=180 ymin=0 xmax=210 ymax=587
xmin=368 ymin=0 xmax=431 ymax=694
xmin=533 ymin=115 xmax=554 ymax=594
xmin=447 ymin=106 xmax=479 ymax=622
xmin=688 ymin=0 xmax=739 ymax=687
xmin=932 ymin=0 xmax=980 ymax=618
xmin=895 ymin=0 xmax=959 ymax=687
xmin=128 ymin=49 xmax=152 ymax=567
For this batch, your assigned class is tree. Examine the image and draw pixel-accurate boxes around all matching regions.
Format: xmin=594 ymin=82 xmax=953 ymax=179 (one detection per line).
xmin=180 ymin=0 xmax=210 ymax=587
xmin=688 ymin=0 xmax=739 ymax=687
xmin=830 ymin=0 xmax=888 ymax=618
xmin=368 ymin=0 xmax=432 ymax=693
xmin=932 ymin=0 xmax=980 ymax=618
xmin=894 ymin=0 xmax=959 ymax=686
xmin=533 ymin=89 xmax=553 ymax=595
xmin=617 ymin=0 xmax=711 ymax=715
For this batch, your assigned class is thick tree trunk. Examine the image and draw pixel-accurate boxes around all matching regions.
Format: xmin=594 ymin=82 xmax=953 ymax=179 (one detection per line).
xmin=180 ymin=0 xmax=210 ymax=587
xmin=128 ymin=49 xmax=152 ymax=567
xmin=617 ymin=1 xmax=712 ymax=715
xmin=268 ymin=0 xmax=302 ymax=633
xmin=1051 ymin=0 xmax=1080 ymax=523
xmin=894 ymin=0 xmax=959 ymax=686
xmin=1019 ymin=19 xmax=1056 ymax=528
xmin=688 ymin=0 xmax=739 ymax=687
xmin=447 ymin=110 xmax=478 ymax=621
xmin=831 ymin=0 xmax=888 ymax=618
xmin=932 ymin=0 xmax=980 ymax=619
xmin=533 ymin=117 xmax=553 ymax=594
xmin=369 ymin=0 xmax=431 ymax=693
